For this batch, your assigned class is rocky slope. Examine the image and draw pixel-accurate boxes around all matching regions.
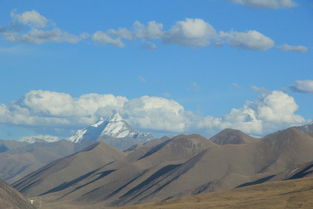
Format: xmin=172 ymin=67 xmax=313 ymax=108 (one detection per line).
xmin=0 ymin=178 xmax=36 ymax=209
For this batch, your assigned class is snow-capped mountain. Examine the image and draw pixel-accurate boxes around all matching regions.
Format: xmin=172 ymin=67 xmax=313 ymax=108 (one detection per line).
xmin=20 ymin=135 xmax=61 ymax=144
xmin=68 ymin=113 xmax=153 ymax=149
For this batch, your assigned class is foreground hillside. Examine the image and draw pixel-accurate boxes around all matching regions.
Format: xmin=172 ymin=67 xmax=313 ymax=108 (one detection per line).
xmin=122 ymin=176 xmax=313 ymax=209
xmin=0 ymin=178 xmax=36 ymax=209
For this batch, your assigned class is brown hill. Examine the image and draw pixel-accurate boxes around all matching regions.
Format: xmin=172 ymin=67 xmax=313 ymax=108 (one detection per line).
xmin=15 ymin=135 xmax=214 ymax=207
xmin=12 ymin=141 xmax=125 ymax=197
xmin=110 ymin=127 xmax=313 ymax=205
xmin=121 ymin=176 xmax=313 ymax=209
xmin=0 ymin=178 xmax=36 ymax=209
xmin=13 ymin=127 xmax=313 ymax=208
xmin=0 ymin=140 xmax=77 ymax=183
xmin=210 ymin=128 xmax=257 ymax=145
xmin=295 ymin=122 xmax=313 ymax=134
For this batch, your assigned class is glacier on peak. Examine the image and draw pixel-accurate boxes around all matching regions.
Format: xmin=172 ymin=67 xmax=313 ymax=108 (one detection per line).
xmin=67 ymin=113 xmax=153 ymax=145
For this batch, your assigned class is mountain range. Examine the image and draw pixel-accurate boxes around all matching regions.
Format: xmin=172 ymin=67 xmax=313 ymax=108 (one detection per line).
xmin=8 ymin=123 xmax=313 ymax=209
xmin=0 ymin=113 xmax=153 ymax=183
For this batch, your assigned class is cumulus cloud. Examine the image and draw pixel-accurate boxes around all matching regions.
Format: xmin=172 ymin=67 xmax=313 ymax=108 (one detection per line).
xmin=11 ymin=10 xmax=48 ymax=28
xmin=230 ymin=0 xmax=297 ymax=9
xmin=92 ymin=18 xmax=219 ymax=48
xmin=220 ymin=30 xmax=275 ymax=50
xmin=1 ymin=10 xmax=308 ymax=51
xmin=6 ymin=28 xmax=88 ymax=44
xmin=2 ymin=10 xmax=87 ymax=44
xmin=123 ymin=96 xmax=187 ymax=132
xmin=278 ymin=44 xmax=308 ymax=52
xmin=92 ymin=31 xmax=125 ymax=47
xmin=92 ymin=18 xmax=278 ymax=50
xmin=0 ymin=90 xmax=187 ymax=133
xmin=133 ymin=21 xmax=164 ymax=39
xmin=0 ymin=90 xmax=127 ymax=127
xmin=197 ymin=90 xmax=305 ymax=134
xmin=163 ymin=18 xmax=217 ymax=47
xmin=0 ymin=89 xmax=308 ymax=136
xmin=107 ymin=28 xmax=134 ymax=40
xmin=291 ymin=80 xmax=313 ymax=93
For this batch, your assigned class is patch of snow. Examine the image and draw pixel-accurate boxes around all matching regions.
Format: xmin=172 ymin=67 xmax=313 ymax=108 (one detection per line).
xmin=68 ymin=129 xmax=87 ymax=143
xmin=20 ymin=135 xmax=61 ymax=144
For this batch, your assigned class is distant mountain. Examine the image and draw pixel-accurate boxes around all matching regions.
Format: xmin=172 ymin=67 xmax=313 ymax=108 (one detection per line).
xmin=0 ymin=178 xmax=35 ymax=209
xmin=68 ymin=113 xmax=153 ymax=150
xmin=210 ymin=128 xmax=257 ymax=145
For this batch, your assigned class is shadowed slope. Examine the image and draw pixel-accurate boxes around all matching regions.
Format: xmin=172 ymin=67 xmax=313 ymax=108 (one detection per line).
xmin=0 ymin=140 xmax=77 ymax=183
xmin=121 ymin=176 xmax=313 ymax=209
xmin=0 ymin=179 xmax=36 ymax=209
xmin=12 ymin=141 xmax=125 ymax=197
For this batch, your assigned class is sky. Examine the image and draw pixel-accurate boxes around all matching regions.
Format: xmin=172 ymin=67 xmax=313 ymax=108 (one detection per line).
xmin=0 ymin=0 xmax=312 ymax=139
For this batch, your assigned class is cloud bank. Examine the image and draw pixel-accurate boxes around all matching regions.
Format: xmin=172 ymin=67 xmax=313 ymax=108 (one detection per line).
xmin=0 ymin=10 xmax=307 ymax=52
xmin=0 ymin=89 xmax=307 ymax=137
xmin=229 ymin=0 xmax=297 ymax=9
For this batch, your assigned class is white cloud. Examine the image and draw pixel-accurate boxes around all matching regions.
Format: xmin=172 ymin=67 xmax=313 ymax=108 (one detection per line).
xmin=163 ymin=18 xmax=217 ymax=47
xmin=123 ymin=96 xmax=187 ymax=132
xmin=254 ymin=91 xmax=303 ymax=124
xmin=133 ymin=21 xmax=164 ymax=39
xmin=6 ymin=28 xmax=88 ymax=44
xmin=230 ymin=0 xmax=297 ymax=9
xmin=92 ymin=31 xmax=125 ymax=47
xmin=11 ymin=10 xmax=48 ymax=28
xmin=20 ymin=135 xmax=61 ymax=143
xmin=2 ymin=11 xmax=283 ymax=51
xmin=3 ymin=10 xmax=88 ymax=44
xmin=0 ymin=90 xmax=128 ymax=127
xmin=0 ymin=91 xmax=188 ymax=133
xmin=278 ymin=44 xmax=308 ymax=52
xmin=291 ymin=80 xmax=313 ymax=93
xmin=0 ymin=90 xmax=308 ymax=136
xmin=220 ymin=30 xmax=274 ymax=50
xmin=92 ymin=18 xmax=218 ymax=48
xmin=107 ymin=28 xmax=134 ymax=40
xmin=197 ymin=90 xmax=305 ymax=134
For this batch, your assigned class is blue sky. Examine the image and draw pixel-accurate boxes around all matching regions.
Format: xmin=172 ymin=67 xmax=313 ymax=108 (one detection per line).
xmin=0 ymin=0 xmax=312 ymax=139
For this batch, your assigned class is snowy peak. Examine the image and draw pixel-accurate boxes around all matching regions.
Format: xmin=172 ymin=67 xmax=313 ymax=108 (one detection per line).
xmin=109 ymin=112 xmax=123 ymax=122
xmin=68 ymin=129 xmax=87 ymax=143
xmin=68 ymin=113 xmax=153 ymax=144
